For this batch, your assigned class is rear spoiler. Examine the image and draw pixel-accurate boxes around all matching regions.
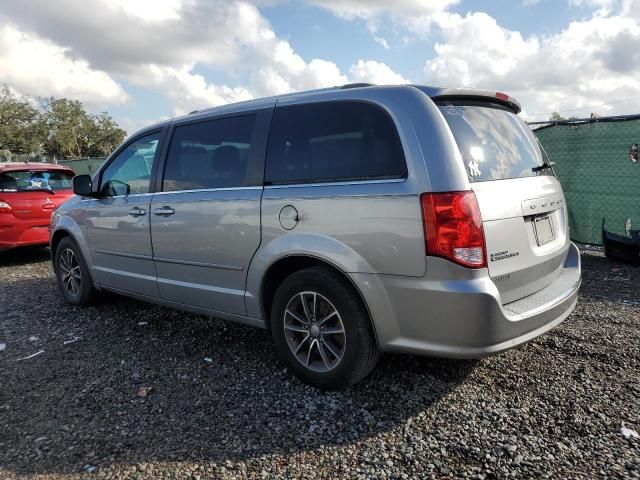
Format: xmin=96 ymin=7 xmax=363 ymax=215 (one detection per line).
xmin=411 ymin=85 xmax=521 ymax=114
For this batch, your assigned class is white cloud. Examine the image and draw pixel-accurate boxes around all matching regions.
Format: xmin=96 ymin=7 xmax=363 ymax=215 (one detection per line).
xmin=107 ymin=0 xmax=184 ymax=22
xmin=373 ymin=35 xmax=390 ymax=49
xmin=621 ymin=0 xmax=640 ymax=16
xmin=307 ymin=0 xmax=459 ymax=20
xmin=0 ymin=0 xmax=411 ymax=118
xmin=0 ymin=24 xmax=128 ymax=107
xmin=0 ymin=1 xmax=277 ymax=76
xmin=349 ymin=60 xmax=410 ymax=84
xmin=568 ymin=0 xmax=616 ymax=15
xmin=1 ymin=1 xmax=357 ymax=113
xmin=424 ymin=10 xmax=640 ymax=119
xmin=308 ymin=0 xmax=459 ymax=38
xmin=424 ymin=12 xmax=539 ymax=87
xmin=6 ymin=0 xmax=640 ymax=126
xmin=137 ymin=65 xmax=254 ymax=116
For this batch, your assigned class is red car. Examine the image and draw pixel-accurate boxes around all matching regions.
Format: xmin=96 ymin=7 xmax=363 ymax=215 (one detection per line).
xmin=0 ymin=162 xmax=75 ymax=252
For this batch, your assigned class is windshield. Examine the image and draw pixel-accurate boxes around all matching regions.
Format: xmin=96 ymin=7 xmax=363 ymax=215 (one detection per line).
xmin=438 ymin=103 xmax=551 ymax=182
xmin=0 ymin=170 xmax=74 ymax=192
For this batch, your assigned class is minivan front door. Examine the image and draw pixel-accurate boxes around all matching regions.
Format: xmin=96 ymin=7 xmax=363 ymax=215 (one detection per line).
xmin=85 ymin=131 xmax=164 ymax=297
xmin=150 ymin=110 xmax=270 ymax=315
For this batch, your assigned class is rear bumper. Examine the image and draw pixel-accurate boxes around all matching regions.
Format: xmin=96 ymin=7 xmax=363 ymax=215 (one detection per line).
xmin=0 ymin=217 xmax=51 ymax=251
xmin=354 ymin=242 xmax=581 ymax=358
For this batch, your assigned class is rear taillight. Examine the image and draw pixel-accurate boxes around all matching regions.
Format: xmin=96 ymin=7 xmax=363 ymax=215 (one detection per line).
xmin=0 ymin=201 xmax=11 ymax=214
xmin=420 ymin=191 xmax=487 ymax=268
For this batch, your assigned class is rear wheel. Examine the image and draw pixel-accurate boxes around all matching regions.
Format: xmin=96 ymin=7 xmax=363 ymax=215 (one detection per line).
xmin=271 ymin=266 xmax=379 ymax=390
xmin=54 ymin=237 xmax=97 ymax=306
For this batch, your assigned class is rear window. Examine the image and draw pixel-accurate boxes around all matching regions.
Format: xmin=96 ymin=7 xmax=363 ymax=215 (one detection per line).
xmin=438 ymin=103 xmax=550 ymax=182
xmin=0 ymin=170 xmax=73 ymax=192
xmin=265 ymin=101 xmax=406 ymax=185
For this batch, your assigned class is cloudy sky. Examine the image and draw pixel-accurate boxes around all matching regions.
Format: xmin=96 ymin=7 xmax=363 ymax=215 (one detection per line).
xmin=2 ymin=0 xmax=640 ymax=133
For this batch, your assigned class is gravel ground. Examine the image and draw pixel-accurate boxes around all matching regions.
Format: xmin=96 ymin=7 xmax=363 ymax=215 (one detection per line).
xmin=0 ymin=247 xmax=638 ymax=479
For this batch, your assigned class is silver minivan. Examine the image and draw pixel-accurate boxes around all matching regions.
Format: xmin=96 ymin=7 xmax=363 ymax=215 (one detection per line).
xmin=51 ymin=84 xmax=581 ymax=389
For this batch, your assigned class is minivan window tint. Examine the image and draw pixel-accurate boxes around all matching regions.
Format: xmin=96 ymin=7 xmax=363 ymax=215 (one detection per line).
xmin=265 ymin=101 xmax=406 ymax=185
xmin=100 ymin=132 xmax=160 ymax=195
xmin=438 ymin=104 xmax=551 ymax=182
xmin=163 ymin=115 xmax=256 ymax=192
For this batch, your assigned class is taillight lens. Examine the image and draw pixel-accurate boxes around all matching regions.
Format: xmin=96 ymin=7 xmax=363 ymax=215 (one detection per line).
xmin=0 ymin=201 xmax=11 ymax=214
xmin=420 ymin=191 xmax=487 ymax=268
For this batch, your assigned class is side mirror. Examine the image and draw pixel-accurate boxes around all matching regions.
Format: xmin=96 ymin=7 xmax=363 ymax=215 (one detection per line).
xmin=73 ymin=175 xmax=94 ymax=197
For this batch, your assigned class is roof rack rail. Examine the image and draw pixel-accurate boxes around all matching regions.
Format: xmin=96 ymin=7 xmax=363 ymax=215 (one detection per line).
xmin=340 ymin=83 xmax=373 ymax=89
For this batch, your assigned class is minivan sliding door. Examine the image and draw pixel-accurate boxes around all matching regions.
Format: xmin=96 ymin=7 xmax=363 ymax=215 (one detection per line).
xmin=150 ymin=109 xmax=271 ymax=316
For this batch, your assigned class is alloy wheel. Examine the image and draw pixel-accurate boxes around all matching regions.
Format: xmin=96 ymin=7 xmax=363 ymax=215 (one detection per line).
xmin=59 ymin=248 xmax=82 ymax=297
xmin=283 ymin=291 xmax=346 ymax=372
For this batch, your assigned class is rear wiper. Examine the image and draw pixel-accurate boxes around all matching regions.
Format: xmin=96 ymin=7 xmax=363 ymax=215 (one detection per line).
xmin=532 ymin=161 xmax=555 ymax=173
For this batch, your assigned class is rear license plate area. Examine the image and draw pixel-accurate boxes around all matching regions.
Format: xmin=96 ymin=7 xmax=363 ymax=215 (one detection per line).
xmin=533 ymin=215 xmax=555 ymax=246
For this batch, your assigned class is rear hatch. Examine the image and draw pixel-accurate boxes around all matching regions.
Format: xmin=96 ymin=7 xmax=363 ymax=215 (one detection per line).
xmin=437 ymin=100 xmax=569 ymax=304
xmin=1 ymin=190 xmax=72 ymax=221
xmin=0 ymin=169 xmax=74 ymax=222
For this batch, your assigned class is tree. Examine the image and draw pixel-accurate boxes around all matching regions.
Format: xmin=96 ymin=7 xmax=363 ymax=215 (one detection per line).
xmin=0 ymin=84 xmax=127 ymax=160
xmin=40 ymin=97 xmax=126 ymax=158
xmin=0 ymin=86 xmax=46 ymax=157
xmin=549 ymin=111 xmax=566 ymax=121
xmin=549 ymin=112 xmax=581 ymax=122
xmin=39 ymin=97 xmax=87 ymax=158
xmin=83 ymin=111 xmax=127 ymax=157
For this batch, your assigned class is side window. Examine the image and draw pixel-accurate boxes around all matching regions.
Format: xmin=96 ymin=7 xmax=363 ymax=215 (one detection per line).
xmin=100 ymin=132 xmax=160 ymax=196
xmin=265 ymin=101 xmax=407 ymax=185
xmin=162 ymin=115 xmax=256 ymax=192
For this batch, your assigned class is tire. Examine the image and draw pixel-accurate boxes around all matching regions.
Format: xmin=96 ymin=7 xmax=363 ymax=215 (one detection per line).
xmin=271 ymin=266 xmax=380 ymax=390
xmin=54 ymin=237 xmax=98 ymax=306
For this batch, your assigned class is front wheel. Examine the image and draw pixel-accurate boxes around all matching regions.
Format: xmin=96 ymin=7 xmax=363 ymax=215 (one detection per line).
xmin=54 ymin=237 xmax=98 ymax=306
xmin=271 ymin=266 xmax=380 ymax=390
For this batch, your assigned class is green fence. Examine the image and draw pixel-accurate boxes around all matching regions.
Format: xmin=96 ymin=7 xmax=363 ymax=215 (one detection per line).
xmin=57 ymin=157 xmax=106 ymax=176
xmin=0 ymin=156 xmax=107 ymax=176
xmin=533 ymin=117 xmax=640 ymax=245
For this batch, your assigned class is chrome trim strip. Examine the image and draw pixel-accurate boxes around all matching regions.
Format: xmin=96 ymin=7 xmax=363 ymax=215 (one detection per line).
xmin=97 ymin=193 xmax=154 ymax=199
xmin=92 ymin=266 xmax=156 ymax=282
xmin=94 ymin=249 xmax=152 ymax=260
xmin=139 ymin=180 xmax=406 ymax=194
xmin=156 ymin=277 xmax=245 ymax=296
xmin=153 ymin=256 xmax=244 ymax=271
xmin=153 ymin=186 xmax=262 ymax=195
xmin=264 ymin=178 xmax=407 ymax=189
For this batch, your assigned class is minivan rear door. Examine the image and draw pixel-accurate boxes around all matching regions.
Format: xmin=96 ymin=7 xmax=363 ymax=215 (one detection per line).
xmin=438 ymin=101 xmax=569 ymax=304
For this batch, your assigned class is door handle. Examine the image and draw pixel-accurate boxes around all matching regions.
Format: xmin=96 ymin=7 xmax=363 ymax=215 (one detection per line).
xmin=127 ymin=207 xmax=147 ymax=217
xmin=153 ymin=206 xmax=175 ymax=216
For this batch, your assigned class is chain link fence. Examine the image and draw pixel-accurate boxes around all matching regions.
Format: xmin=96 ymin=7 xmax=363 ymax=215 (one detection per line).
xmin=532 ymin=115 xmax=640 ymax=245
